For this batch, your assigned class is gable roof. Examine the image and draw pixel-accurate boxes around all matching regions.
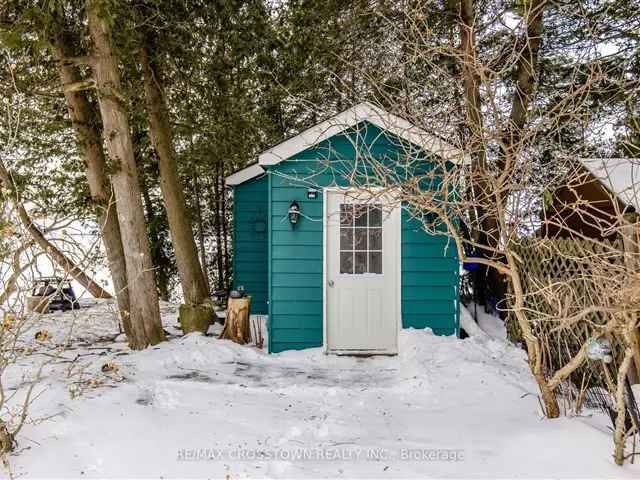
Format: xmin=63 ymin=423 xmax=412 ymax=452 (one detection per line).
xmin=226 ymin=102 xmax=464 ymax=186
xmin=579 ymin=158 xmax=640 ymax=212
xmin=225 ymin=162 xmax=265 ymax=187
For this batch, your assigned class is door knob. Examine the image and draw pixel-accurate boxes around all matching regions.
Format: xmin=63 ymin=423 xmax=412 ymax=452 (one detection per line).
xmin=328 ymin=280 xmax=335 ymax=287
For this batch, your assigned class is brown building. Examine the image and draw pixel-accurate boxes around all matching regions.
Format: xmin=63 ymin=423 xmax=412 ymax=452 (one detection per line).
xmin=542 ymin=158 xmax=640 ymax=240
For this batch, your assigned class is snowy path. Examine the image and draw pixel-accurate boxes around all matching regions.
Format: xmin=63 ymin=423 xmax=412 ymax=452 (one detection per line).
xmin=4 ymin=300 xmax=639 ymax=478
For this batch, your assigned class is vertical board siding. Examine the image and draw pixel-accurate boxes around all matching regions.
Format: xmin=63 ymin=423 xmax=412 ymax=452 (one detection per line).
xmin=266 ymin=121 xmax=460 ymax=353
xmin=233 ymin=175 xmax=268 ymax=314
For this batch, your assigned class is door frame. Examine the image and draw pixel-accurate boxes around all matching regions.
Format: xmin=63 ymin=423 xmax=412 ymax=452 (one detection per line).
xmin=322 ymin=187 xmax=402 ymax=355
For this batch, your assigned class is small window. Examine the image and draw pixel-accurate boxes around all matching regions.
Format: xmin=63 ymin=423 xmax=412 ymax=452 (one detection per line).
xmin=339 ymin=203 xmax=383 ymax=274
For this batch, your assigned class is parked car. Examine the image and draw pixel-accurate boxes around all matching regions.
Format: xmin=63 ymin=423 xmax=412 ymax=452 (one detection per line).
xmin=28 ymin=277 xmax=80 ymax=313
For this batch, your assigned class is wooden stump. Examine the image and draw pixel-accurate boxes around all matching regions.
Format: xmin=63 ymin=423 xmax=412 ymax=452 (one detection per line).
xmin=219 ymin=296 xmax=252 ymax=344
xmin=179 ymin=303 xmax=213 ymax=334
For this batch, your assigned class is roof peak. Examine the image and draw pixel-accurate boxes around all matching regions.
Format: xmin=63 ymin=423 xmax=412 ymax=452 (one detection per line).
xmin=227 ymin=102 xmax=465 ymax=186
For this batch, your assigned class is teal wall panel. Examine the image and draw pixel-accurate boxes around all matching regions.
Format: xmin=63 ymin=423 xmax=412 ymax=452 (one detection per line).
xmin=401 ymin=211 xmax=459 ymax=334
xmin=232 ymin=174 xmax=268 ymax=314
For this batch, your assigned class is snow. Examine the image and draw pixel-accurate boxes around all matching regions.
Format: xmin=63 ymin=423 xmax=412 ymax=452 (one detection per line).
xmin=460 ymin=303 xmax=507 ymax=342
xmin=2 ymin=300 xmax=639 ymax=478
xmin=580 ymin=157 xmax=640 ymax=211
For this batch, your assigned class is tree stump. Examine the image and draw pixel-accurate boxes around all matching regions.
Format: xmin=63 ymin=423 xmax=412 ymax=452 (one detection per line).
xmin=219 ymin=296 xmax=252 ymax=344
xmin=179 ymin=303 xmax=213 ymax=334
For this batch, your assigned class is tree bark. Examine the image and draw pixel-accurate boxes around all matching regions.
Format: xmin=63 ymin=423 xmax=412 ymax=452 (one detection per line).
xmin=139 ymin=166 xmax=171 ymax=301
xmin=613 ymin=346 xmax=633 ymax=465
xmin=220 ymin=296 xmax=251 ymax=344
xmin=502 ymin=0 xmax=547 ymax=161
xmin=51 ymin=30 xmax=132 ymax=335
xmin=456 ymin=0 xmax=546 ymax=307
xmin=211 ymin=166 xmax=224 ymax=290
xmin=87 ymin=0 xmax=164 ymax=349
xmin=0 ymin=158 xmax=112 ymax=300
xmin=457 ymin=0 xmax=486 ymax=182
xmin=192 ymin=172 xmax=211 ymax=292
xmin=220 ymin=175 xmax=231 ymax=291
xmin=456 ymin=0 xmax=496 ymax=306
xmin=139 ymin=34 xmax=209 ymax=305
xmin=506 ymin=248 xmax=560 ymax=418
xmin=0 ymin=242 xmax=35 ymax=305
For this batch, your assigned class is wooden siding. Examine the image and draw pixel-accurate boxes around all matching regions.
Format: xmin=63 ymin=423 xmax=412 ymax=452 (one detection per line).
xmin=232 ymin=174 xmax=268 ymax=314
xmin=402 ymin=211 xmax=459 ymax=335
xmin=267 ymin=121 xmax=459 ymax=353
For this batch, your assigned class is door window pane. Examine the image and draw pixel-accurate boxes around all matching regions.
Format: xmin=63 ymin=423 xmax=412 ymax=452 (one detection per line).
xmin=340 ymin=252 xmax=353 ymax=274
xmin=340 ymin=228 xmax=353 ymax=250
xmin=354 ymin=205 xmax=368 ymax=227
xmin=354 ymin=252 xmax=367 ymax=274
xmin=368 ymin=228 xmax=382 ymax=251
xmin=369 ymin=205 xmax=382 ymax=227
xmin=354 ymin=228 xmax=367 ymax=250
xmin=340 ymin=204 xmax=353 ymax=226
xmin=369 ymin=252 xmax=382 ymax=274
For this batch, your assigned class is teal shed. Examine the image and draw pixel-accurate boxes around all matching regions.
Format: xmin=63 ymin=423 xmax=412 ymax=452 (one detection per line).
xmin=226 ymin=103 xmax=462 ymax=354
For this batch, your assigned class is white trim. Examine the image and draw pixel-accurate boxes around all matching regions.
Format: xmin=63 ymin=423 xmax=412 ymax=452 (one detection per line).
xmin=225 ymin=163 xmax=265 ymax=186
xmin=322 ymin=187 xmax=401 ymax=355
xmin=322 ymin=187 xmax=328 ymax=354
xmin=259 ymin=102 xmax=466 ymax=167
xmin=396 ymin=202 xmax=402 ymax=349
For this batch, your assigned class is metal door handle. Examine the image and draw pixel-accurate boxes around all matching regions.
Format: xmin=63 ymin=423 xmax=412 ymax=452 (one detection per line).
xmin=328 ymin=280 xmax=334 ymax=287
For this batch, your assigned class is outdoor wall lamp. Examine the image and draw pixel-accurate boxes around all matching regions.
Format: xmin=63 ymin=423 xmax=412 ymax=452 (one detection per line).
xmin=288 ymin=200 xmax=301 ymax=229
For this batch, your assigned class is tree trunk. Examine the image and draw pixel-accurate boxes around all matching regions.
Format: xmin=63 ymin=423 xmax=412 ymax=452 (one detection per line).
xmin=613 ymin=347 xmax=634 ymax=465
xmin=140 ymin=35 xmax=209 ymax=305
xmin=457 ymin=0 xmax=485 ymax=170
xmin=456 ymin=0 xmax=497 ymax=308
xmin=51 ymin=30 xmax=132 ymax=335
xmin=502 ymin=0 xmax=546 ymax=162
xmin=456 ymin=0 xmax=546 ymax=307
xmin=0 ymin=242 xmax=35 ymax=305
xmin=212 ymin=165 xmax=224 ymax=290
xmin=139 ymin=167 xmax=171 ymax=301
xmin=179 ymin=303 xmax=213 ymax=334
xmin=87 ymin=0 xmax=164 ymax=349
xmin=507 ymin=249 xmax=560 ymax=418
xmin=0 ymin=158 xmax=112 ymax=300
xmin=192 ymin=172 xmax=211 ymax=292
xmin=220 ymin=176 xmax=231 ymax=292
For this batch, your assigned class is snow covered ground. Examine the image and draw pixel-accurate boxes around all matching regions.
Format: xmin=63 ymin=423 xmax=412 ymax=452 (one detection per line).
xmin=2 ymin=300 xmax=639 ymax=478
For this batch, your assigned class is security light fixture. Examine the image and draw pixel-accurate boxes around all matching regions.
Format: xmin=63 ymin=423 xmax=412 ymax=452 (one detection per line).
xmin=288 ymin=200 xmax=301 ymax=228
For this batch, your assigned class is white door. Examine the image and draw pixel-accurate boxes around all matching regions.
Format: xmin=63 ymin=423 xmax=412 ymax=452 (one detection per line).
xmin=325 ymin=189 xmax=400 ymax=354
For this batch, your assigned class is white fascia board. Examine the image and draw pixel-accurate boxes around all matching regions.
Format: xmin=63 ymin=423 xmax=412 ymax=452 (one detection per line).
xmin=258 ymin=102 xmax=466 ymax=167
xmin=225 ymin=163 xmax=264 ymax=186
xmin=362 ymin=103 xmax=465 ymax=162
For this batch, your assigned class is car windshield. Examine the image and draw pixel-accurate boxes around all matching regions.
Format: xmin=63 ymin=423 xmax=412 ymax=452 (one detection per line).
xmin=35 ymin=281 xmax=61 ymax=296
